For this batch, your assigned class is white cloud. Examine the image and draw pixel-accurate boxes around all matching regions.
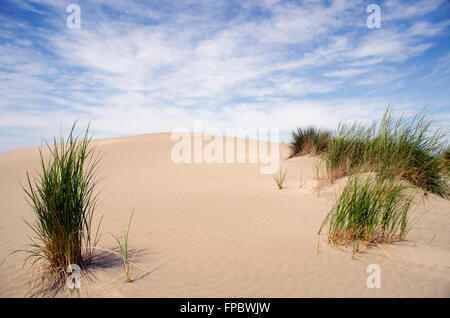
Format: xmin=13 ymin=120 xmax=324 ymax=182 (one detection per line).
xmin=0 ymin=0 xmax=448 ymax=151
xmin=383 ymin=0 xmax=446 ymax=21
xmin=324 ymin=68 xmax=369 ymax=78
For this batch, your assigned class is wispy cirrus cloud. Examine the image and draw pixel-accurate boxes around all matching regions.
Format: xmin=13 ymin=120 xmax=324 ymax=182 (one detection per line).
xmin=0 ymin=0 xmax=449 ymax=151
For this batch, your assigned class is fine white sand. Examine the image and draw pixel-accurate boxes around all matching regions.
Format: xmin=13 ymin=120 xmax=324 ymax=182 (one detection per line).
xmin=0 ymin=133 xmax=449 ymax=297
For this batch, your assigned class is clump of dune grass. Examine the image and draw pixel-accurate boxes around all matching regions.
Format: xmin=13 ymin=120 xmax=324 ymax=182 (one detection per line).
xmin=324 ymin=108 xmax=449 ymax=198
xmin=272 ymin=167 xmax=287 ymax=189
xmin=289 ymin=126 xmax=331 ymax=158
xmin=444 ymin=148 xmax=450 ymax=176
xmin=318 ymin=174 xmax=413 ymax=257
xmin=444 ymin=148 xmax=450 ymax=161
xmin=111 ymin=211 xmax=134 ymax=283
xmin=21 ymin=122 xmax=102 ymax=287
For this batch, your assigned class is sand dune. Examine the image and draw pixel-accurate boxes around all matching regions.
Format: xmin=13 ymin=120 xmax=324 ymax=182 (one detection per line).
xmin=0 ymin=133 xmax=449 ymax=297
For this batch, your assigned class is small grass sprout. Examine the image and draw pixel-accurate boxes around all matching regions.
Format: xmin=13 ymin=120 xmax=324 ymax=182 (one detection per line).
xmin=111 ymin=211 xmax=134 ymax=283
xmin=272 ymin=167 xmax=287 ymax=189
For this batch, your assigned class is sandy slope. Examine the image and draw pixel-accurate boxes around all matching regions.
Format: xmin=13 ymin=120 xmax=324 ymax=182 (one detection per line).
xmin=0 ymin=133 xmax=449 ymax=297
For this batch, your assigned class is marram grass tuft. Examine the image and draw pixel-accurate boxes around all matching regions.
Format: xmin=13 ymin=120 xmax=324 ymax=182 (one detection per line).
xmin=318 ymin=174 xmax=413 ymax=257
xmin=289 ymin=126 xmax=331 ymax=158
xmin=324 ymin=108 xmax=449 ymax=198
xmin=21 ymin=122 xmax=102 ymax=286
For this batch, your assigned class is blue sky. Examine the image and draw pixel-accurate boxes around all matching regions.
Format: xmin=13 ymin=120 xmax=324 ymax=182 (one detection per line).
xmin=0 ymin=0 xmax=449 ymax=152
